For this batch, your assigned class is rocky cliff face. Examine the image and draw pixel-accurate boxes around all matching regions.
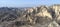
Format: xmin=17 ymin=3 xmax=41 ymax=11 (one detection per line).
xmin=0 ymin=5 xmax=60 ymax=27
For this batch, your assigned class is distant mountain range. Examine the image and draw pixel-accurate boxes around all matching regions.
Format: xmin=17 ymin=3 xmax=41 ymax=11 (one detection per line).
xmin=0 ymin=4 xmax=60 ymax=27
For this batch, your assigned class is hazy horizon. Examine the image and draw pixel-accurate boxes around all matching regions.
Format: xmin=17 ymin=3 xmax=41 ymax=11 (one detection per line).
xmin=0 ymin=0 xmax=60 ymax=7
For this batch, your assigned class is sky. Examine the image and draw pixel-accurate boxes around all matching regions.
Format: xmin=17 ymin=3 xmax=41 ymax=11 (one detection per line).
xmin=0 ymin=0 xmax=60 ymax=7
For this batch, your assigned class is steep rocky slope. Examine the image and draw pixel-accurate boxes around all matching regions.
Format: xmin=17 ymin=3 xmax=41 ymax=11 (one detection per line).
xmin=0 ymin=4 xmax=60 ymax=27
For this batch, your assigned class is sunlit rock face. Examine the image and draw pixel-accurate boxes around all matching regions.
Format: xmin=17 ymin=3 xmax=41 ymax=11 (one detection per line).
xmin=35 ymin=6 xmax=52 ymax=18
xmin=26 ymin=8 xmax=34 ymax=13
xmin=51 ymin=5 xmax=60 ymax=15
xmin=50 ymin=4 xmax=60 ymax=25
xmin=34 ymin=6 xmax=52 ymax=25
